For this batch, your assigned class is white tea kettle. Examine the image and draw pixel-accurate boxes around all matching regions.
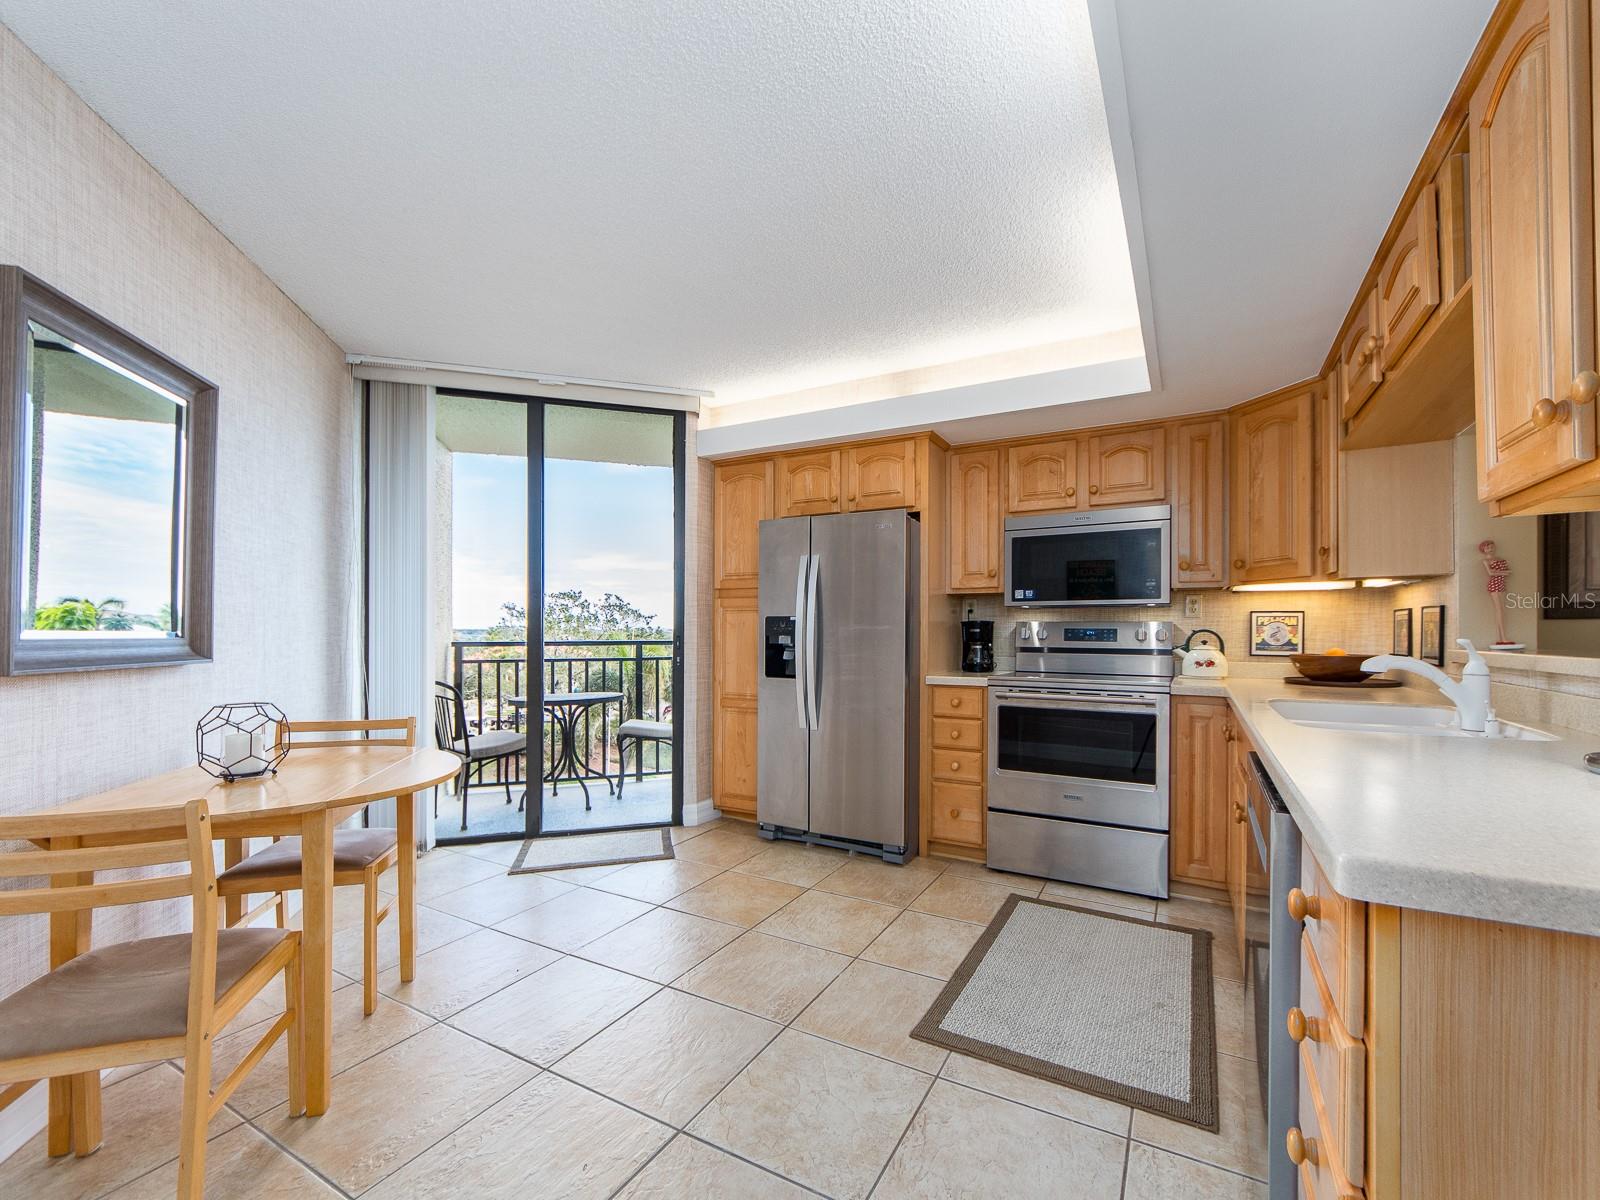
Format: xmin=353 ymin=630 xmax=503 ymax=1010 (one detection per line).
xmin=1175 ymin=629 xmax=1229 ymax=679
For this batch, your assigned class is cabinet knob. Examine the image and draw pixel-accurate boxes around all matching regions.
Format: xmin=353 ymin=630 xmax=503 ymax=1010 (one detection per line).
xmin=1286 ymin=887 xmax=1322 ymax=922
xmin=987 ymin=567 xmax=997 ymax=578
xmin=1357 ymin=333 xmax=1378 ymax=365
xmin=1286 ymin=1007 xmax=1317 ymax=1043
xmin=949 ymin=807 xmax=961 ymax=819
xmin=949 ymin=729 xmax=962 ymax=741
xmin=1177 ymin=559 xmax=1191 ymax=571
xmin=1088 ymin=484 xmax=1100 ymax=495
xmin=1232 ymin=558 xmax=1245 ymax=569
xmin=1573 ymin=369 xmax=1600 ymax=408
xmin=1232 ymin=801 xmax=1247 ymax=824
xmin=950 ymin=696 xmax=962 ymax=709
xmin=1531 ymin=398 xmax=1562 ymax=429
xmin=1286 ymin=1128 xmax=1319 ymax=1167
xmin=1066 ymin=487 xmax=1076 ymax=498
xmin=950 ymin=761 xmax=961 ymax=771
xmin=1319 ymin=545 xmax=1330 ymax=556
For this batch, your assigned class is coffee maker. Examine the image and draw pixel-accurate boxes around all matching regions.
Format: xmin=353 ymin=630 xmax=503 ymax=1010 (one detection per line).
xmin=960 ymin=608 xmax=994 ymax=674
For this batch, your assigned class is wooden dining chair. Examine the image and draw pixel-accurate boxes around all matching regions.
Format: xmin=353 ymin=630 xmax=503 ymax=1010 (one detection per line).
xmin=0 ymin=799 xmax=303 ymax=1199
xmin=216 ymin=717 xmax=414 ymax=1016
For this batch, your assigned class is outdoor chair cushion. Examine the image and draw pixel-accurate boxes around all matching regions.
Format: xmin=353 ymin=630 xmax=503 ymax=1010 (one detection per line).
xmin=0 ymin=928 xmax=290 ymax=1062
xmin=452 ymin=729 xmax=526 ymax=760
xmin=617 ymin=719 xmax=672 ymax=741
xmin=218 ymin=829 xmax=397 ymax=884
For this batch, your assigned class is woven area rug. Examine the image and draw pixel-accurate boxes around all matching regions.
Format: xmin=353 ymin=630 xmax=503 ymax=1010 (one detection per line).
xmin=911 ymin=893 xmax=1218 ymax=1130
xmin=508 ymin=828 xmax=674 ymax=874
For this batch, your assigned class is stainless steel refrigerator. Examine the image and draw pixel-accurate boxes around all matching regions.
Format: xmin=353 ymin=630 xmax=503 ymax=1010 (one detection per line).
xmin=756 ymin=510 xmax=920 ymax=862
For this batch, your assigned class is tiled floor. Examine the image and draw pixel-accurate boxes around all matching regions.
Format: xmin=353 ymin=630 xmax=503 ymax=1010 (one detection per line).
xmin=0 ymin=819 xmax=1267 ymax=1199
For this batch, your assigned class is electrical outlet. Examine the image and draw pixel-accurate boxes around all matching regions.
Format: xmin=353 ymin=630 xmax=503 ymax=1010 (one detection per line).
xmin=1184 ymin=594 xmax=1202 ymax=618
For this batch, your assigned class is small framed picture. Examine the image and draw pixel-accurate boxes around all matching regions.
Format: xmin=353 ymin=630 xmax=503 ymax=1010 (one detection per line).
xmin=1420 ymin=605 xmax=1446 ymax=666
xmin=1392 ymin=608 xmax=1414 ymax=657
xmin=1250 ymin=610 xmax=1305 ymax=657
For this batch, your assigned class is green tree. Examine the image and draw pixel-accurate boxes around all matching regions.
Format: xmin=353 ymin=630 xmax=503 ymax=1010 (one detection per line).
xmin=493 ymin=591 xmax=667 ymax=642
xmin=32 ymin=596 xmax=150 ymax=631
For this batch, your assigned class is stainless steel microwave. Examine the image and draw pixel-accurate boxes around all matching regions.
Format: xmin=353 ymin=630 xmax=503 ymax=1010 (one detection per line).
xmin=1003 ymin=505 xmax=1172 ymax=608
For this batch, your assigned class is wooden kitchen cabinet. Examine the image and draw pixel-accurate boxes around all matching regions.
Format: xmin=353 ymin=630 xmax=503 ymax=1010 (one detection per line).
xmin=1224 ymin=718 xmax=1251 ymax=977
xmin=1230 ymin=384 xmax=1316 ymax=583
xmin=776 ymin=448 xmax=841 ymax=516
xmin=1316 ymin=379 xmax=1341 ymax=577
xmin=846 ymin=438 xmax=918 ymax=511
xmin=714 ymin=460 xmax=773 ymax=591
xmin=947 ymin=447 xmax=1002 ymax=591
xmin=1085 ymin=427 xmax=1166 ymax=506
xmin=1007 ymin=438 xmax=1079 ymax=513
xmin=928 ymin=686 xmax=986 ymax=851
xmin=1470 ymin=0 xmax=1597 ymax=503
xmin=1377 ymin=182 xmax=1441 ymax=366
xmin=712 ymin=595 xmax=761 ymax=816
xmin=1338 ymin=289 xmax=1383 ymax=422
xmin=1171 ymin=418 xmax=1227 ymax=587
xmin=1170 ymin=697 xmax=1230 ymax=888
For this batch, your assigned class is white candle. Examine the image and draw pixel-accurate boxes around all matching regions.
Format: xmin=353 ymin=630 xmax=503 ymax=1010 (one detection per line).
xmin=222 ymin=731 xmax=252 ymax=772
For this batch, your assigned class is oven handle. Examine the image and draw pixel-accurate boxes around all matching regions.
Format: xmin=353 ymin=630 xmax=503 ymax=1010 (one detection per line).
xmin=990 ymin=691 xmax=1164 ymax=714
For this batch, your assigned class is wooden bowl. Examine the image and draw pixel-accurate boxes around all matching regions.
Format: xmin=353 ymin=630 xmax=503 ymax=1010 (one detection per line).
xmin=1290 ymin=653 xmax=1379 ymax=683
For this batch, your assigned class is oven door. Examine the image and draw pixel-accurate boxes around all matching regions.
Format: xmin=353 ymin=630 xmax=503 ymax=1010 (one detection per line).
xmin=986 ymin=687 xmax=1169 ymax=830
xmin=1004 ymin=519 xmax=1171 ymax=607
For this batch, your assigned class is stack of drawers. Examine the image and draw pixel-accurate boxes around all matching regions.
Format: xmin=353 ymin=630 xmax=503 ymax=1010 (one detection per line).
xmin=1287 ymin=849 xmax=1368 ymax=1199
xmin=929 ymin=685 xmax=986 ymax=849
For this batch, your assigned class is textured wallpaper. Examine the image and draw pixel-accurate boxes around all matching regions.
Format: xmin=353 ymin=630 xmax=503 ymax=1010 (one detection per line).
xmin=0 ymin=25 xmax=359 ymax=998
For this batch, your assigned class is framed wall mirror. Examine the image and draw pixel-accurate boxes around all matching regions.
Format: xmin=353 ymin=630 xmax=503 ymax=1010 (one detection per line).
xmin=0 ymin=267 xmax=215 ymax=674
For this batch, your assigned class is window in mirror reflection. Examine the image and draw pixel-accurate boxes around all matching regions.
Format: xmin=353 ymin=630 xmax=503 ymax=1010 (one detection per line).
xmin=20 ymin=319 xmax=186 ymax=639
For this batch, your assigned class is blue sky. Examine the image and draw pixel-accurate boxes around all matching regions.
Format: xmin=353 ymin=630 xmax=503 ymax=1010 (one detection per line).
xmin=451 ymin=452 xmax=675 ymax=631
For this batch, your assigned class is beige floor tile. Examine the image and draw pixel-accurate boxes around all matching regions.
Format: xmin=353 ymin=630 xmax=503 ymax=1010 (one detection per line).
xmin=363 ymin=1073 xmax=670 ymax=1200
xmin=379 ymin=848 xmax=503 ymax=899
xmin=874 ymin=1079 xmax=1126 ymax=1200
xmin=792 ymin=960 xmax=950 ymax=1073
xmin=450 ymin=955 xmax=659 ymax=1064
xmin=257 ymin=1023 xmax=535 ymax=1195
xmin=102 ymin=1124 xmax=340 ymax=1199
xmin=665 ymin=871 xmax=804 ymax=926
xmin=688 ymin=1030 xmax=932 ymax=1200
xmin=753 ymin=888 xmax=899 ymax=955
xmin=939 ymin=1052 xmax=1131 ymax=1136
xmin=203 ymin=988 xmax=434 ymax=1118
xmin=670 ymin=818 xmax=725 ymax=844
xmin=377 ymin=926 xmax=562 ymax=1018
xmin=673 ymin=930 xmax=851 ymax=1022
xmin=578 ymin=906 xmax=743 ymax=983
xmin=491 ymin=885 xmax=652 ymax=951
xmin=590 ymin=856 xmax=725 ymax=903
xmin=1041 ymin=879 xmax=1159 ymax=917
xmin=910 ymin=873 xmax=1039 ymax=924
xmin=283 ymin=884 xmax=375 ymax=935
xmin=448 ymin=838 xmax=527 ymax=867
xmin=540 ymin=862 xmax=627 ymax=884
xmin=861 ymin=910 xmax=984 ymax=980
xmin=0 ymin=1065 xmax=241 ymax=1200
xmin=812 ymin=856 xmax=942 ymax=907
xmin=555 ymin=988 xmax=779 ymax=1126
xmin=936 ymin=858 xmax=1040 ymax=888
xmin=1123 ymin=1141 xmax=1268 ymax=1199
xmin=613 ymin=1135 xmax=812 ymax=1199
xmin=331 ymin=902 xmax=479 ymax=978
xmin=671 ymin=827 xmax=763 ymax=868
xmin=730 ymin=840 xmax=849 ymax=887
xmin=1132 ymin=1051 xmax=1267 ymax=1181
xmin=1155 ymin=896 xmax=1241 ymax=982
xmin=422 ymin=869 xmax=575 ymax=925
xmin=1214 ymin=976 xmax=1254 ymax=1060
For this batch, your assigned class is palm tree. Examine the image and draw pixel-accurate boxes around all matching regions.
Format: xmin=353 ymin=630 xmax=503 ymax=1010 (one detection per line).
xmin=32 ymin=596 xmax=135 ymax=631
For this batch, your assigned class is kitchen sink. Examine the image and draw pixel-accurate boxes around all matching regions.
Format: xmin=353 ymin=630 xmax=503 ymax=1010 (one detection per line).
xmin=1267 ymin=699 xmax=1558 ymax=741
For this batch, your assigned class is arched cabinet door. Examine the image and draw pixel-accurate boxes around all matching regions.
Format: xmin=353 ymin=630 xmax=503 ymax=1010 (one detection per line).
xmin=1006 ymin=439 xmax=1079 ymax=513
xmin=845 ymin=439 xmax=918 ymax=511
xmin=776 ymin=449 xmax=841 ymax=517
xmin=947 ymin=448 xmax=1001 ymax=592
xmin=713 ymin=460 xmax=773 ymax=590
xmin=1085 ymin=427 xmax=1167 ymax=506
xmin=1229 ymin=386 xmax=1315 ymax=583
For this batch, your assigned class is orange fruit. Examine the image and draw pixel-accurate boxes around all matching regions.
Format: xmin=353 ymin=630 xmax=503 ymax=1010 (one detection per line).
xmin=1324 ymin=648 xmax=1348 ymax=656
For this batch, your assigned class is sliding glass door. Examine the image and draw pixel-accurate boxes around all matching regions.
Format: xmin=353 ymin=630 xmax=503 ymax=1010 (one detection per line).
xmin=433 ymin=390 xmax=683 ymax=845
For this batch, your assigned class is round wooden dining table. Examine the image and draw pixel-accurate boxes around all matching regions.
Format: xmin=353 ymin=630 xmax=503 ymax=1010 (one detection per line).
xmin=27 ymin=744 xmax=461 ymax=1153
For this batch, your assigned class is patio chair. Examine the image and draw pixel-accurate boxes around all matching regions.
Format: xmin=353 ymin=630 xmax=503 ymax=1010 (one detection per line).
xmin=616 ymin=707 xmax=672 ymax=797
xmin=433 ymin=680 xmax=527 ymax=830
xmin=0 ymin=799 xmax=303 ymax=1198
xmin=217 ymin=717 xmax=414 ymax=1016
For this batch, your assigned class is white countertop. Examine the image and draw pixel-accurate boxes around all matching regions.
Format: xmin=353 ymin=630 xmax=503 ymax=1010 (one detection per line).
xmin=925 ymin=673 xmax=995 ymax=687
xmin=1175 ymin=675 xmax=1600 ymax=936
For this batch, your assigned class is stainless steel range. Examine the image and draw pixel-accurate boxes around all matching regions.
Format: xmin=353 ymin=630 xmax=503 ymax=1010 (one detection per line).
xmin=985 ymin=620 xmax=1175 ymax=898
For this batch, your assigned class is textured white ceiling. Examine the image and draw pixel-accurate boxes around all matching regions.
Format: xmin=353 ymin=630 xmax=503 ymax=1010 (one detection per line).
xmin=0 ymin=0 xmax=1139 ymax=404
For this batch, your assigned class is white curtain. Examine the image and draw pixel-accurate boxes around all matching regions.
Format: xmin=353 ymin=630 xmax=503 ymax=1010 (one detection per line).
xmin=365 ymin=380 xmax=437 ymax=846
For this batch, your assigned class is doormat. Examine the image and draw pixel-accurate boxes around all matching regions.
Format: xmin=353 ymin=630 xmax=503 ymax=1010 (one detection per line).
xmin=508 ymin=827 xmax=674 ymax=874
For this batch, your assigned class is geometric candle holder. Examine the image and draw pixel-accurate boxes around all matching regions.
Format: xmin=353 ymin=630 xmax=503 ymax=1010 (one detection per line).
xmin=197 ymin=702 xmax=291 ymax=781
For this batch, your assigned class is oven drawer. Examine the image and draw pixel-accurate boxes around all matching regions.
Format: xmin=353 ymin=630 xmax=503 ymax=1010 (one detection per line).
xmin=932 ymin=716 xmax=982 ymax=750
xmin=1296 ymin=932 xmax=1365 ymax=1184
xmin=986 ymin=810 xmax=1168 ymax=897
xmin=987 ymin=770 xmax=1168 ymax=831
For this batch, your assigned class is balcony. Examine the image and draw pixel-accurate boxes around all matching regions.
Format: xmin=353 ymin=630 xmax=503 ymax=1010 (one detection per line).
xmin=440 ymin=636 xmax=675 ymax=841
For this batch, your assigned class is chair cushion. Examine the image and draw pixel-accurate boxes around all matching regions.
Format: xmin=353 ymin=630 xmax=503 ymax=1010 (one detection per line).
xmin=618 ymin=719 xmax=673 ymax=740
xmin=456 ymin=729 xmax=526 ymax=760
xmin=0 ymin=928 xmax=291 ymax=1062
xmin=218 ymin=828 xmax=397 ymax=884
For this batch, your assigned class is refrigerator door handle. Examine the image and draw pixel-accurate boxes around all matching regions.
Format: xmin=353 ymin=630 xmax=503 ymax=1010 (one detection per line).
xmin=804 ymin=551 xmax=822 ymax=729
xmin=793 ymin=554 xmax=811 ymax=730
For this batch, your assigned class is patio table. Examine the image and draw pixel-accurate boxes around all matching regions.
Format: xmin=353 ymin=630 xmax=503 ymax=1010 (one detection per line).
xmin=509 ymin=690 xmax=624 ymax=809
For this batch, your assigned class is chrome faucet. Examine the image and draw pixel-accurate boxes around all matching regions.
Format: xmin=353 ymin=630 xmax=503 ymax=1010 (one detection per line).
xmin=1360 ymin=639 xmax=1492 ymax=733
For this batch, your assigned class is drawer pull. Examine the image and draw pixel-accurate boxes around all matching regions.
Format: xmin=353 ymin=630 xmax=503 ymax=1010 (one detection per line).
xmin=949 ymin=807 xmax=961 ymax=819
xmin=1286 ymin=1007 xmax=1322 ymax=1044
xmin=1287 ymin=887 xmax=1322 ymax=922
xmin=949 ymin=697 xmax=962 ymax=709
xmin=949 ymin=761 xmax=961 ymax=771
xmin=1286 ymin=1127 xmax=1320 ymax=1167
xmin=949 ymin=729 xmax=963 ymax=741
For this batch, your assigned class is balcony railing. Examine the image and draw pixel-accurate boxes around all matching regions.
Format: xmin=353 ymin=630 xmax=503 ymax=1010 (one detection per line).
xmin=449 ymin=638 xmax=675 ymax=785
